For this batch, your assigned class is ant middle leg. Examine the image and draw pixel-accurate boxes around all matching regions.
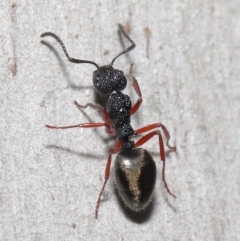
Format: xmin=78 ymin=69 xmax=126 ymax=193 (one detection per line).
xmin=135 ymin=130 xmax=176 ymax=198
xmin=135 ymin=123 xmax=176 ymax=151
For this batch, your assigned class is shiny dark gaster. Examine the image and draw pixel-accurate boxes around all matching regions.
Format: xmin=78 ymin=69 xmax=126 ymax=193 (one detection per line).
xmin=115 ymin=148 xmax=157 ymax=211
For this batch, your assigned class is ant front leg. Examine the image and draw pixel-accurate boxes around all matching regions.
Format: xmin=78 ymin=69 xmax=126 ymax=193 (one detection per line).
xmin=129 ymin=64 xmax=143 ymax=115
xmin=95 ymin=140 xmax=122 ymax=218
xmin=46 ymin=123 xmax=106 ymax=130
xmin=74 ymin=101 xmax=109 ymax=122
xmin=74 ymin=101 xmax=115 ymax=135
xmin=46 ymin=102 xmax=110 ymax=130
xmin=135 ymin=130 xmax=176 ymax=198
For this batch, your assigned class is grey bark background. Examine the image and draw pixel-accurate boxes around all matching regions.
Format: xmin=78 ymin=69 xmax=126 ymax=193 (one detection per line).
xmin=1 ymin=1 xmax=240 ymax=240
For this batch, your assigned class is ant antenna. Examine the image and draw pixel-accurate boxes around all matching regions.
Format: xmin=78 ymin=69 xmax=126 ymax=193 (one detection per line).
xmin=40 ymin=32 xmax=100 ymax=69
xmin=110 ymin=24 xmax=136 ymax=66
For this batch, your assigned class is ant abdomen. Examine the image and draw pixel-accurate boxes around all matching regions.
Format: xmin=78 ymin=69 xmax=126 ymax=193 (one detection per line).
xmin=114 ymin=148 xmax=157 ymax=211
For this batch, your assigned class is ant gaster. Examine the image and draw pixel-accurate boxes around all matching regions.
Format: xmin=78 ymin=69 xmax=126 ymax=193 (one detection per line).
xmin=41 ymin=24 xmax=176 ymax=218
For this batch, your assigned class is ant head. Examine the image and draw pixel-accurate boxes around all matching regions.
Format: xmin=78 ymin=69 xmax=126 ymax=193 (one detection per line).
xmin=41 ymin=24 xmax=135 ymax=97
xmin=92 ymin=24 xmax=136 ymax=96
xmin=93 ymin=65 xmax=127 ymax=96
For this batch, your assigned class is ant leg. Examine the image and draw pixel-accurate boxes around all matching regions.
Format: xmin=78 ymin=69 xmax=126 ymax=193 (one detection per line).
xmin=40 ymin=32 xmax=99 ymax=69
xmin=135 ymin=123 xmax=176 ymax=151
xmin=74 ymin=101 xmax=110 ymax=122
xmin=74 ymin=101 xmax=115 ymax=135
xmin=135 ymin=130 xmax=176 ymax=198
xmin=46 ymin=123 xmax=106 ymax=129
xmin=74 ymin=101 xmax=103 ymax=111
xmin=129 ymin=64 xmax=143 ymax=115
xmin=95 ymin=140 xmax=121 ymax=218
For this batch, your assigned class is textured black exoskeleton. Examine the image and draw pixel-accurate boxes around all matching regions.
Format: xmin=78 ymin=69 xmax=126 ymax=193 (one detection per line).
xmin=41 ymin=24 xmax=176 ymax=218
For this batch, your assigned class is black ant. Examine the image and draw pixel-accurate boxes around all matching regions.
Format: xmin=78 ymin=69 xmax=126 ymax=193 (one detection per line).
xmin=41 ymin=24 xmax=176 ymax=218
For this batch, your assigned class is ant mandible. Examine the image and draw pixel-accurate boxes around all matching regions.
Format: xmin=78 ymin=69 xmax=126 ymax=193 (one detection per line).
xmin=41 ymin=24 xmax=176 ymax=218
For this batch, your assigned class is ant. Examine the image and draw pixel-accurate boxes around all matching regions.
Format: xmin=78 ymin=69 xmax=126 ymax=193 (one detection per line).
xmin=41 ymin=24 xmax=176 ymax=218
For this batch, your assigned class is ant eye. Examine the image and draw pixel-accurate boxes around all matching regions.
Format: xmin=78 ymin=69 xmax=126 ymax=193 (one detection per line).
xmin=117 ymin=70 xmax=123 ymax=76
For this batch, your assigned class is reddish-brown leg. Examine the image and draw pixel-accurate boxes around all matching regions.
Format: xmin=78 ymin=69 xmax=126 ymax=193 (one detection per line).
xmin=129 ymin=64 xmax=143 ymax=115
xmin=135 ymin=123 xmax=176 ymax=150
xmin=74 ymin=100 xmax=115 ymax=135
xmin=95 ymin=140 xmax=122 ymax=218
xmin=135 ymin=130 xmax=176 ymax=198
xmin=46 ymin=122 xmax=106 ymax=129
